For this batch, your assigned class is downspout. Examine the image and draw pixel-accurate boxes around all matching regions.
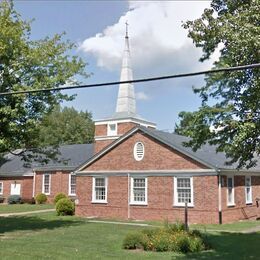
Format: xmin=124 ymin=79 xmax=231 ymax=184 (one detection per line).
xmin=218 ymin=172 xmax=222 ymax=224
xmin=32 ymin=170 xmax=36 ymax=198
xmin=127 ymin=173 xmax=130 ymax=219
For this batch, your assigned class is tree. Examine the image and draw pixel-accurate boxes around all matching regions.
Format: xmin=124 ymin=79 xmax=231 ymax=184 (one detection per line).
xmin=174 ymin=111 xmax=196 ymax=136
xmin=0 ymin=1 xmax=88 ymax=162
xmin=38 ymin=106 xmax=94 ymax=146
xmin=181 ymin=0 xmax=259 ymax=169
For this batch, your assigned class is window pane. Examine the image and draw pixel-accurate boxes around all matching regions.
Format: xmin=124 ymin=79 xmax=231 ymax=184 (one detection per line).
xmin=227 ymin=178 xmax=233 ymax=188
xmin=0 ymin=183 xmax=2 ymax=193
xmin=95 ymin=187 xmax=106 ymax=201
xmin=176 ymin=178 xmax=192 ymax=204
xmin=94 ymin=178 xmax=106 ymax=201
xmin=95 ymin=178 xmax=105 ymax=187
xmin=134 ymin=178 xmax=145 ymax=188
xmin=132 ymin=178 xmax=146 ymax=203
xmin=71 ymin=175 xmax=76 ymax=185
xmin=228 ymin=188 xmax=233 ymax=204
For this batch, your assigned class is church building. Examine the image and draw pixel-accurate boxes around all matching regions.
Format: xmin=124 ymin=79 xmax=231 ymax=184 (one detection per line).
xmin=74 ymin=27 xmax=260 ymax=224
xmin=0 ymin=27 xmax=259 ymax=224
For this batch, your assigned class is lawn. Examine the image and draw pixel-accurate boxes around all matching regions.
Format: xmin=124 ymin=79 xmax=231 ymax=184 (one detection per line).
xmin=0 ymin=204 xmax=54 ymax=214
xmin=0 ymin=212 xmax=260 ymax=259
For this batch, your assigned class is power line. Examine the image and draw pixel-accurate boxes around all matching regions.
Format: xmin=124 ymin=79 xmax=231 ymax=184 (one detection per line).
xmin=0 ymin=63 xmax=259 ymax=96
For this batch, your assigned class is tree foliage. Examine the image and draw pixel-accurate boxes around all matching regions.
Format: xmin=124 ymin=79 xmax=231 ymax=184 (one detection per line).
xmin=174 ymin=111 xmax=196 ymax=136
xmin=181 ymin=0 xmax=260 ymax=169
xmin=38 ymin=106 xmax=94 ymax=146
xmin=0 ymin=1 xmax=88 ymax=162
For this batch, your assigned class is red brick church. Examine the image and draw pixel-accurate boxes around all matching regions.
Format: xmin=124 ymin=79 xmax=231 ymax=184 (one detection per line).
xmin=1 ymin=29 xmax=260 ymax=224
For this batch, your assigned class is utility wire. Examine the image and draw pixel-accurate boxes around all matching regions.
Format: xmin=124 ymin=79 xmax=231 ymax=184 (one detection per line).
xmin=0 ymin=63 xmax=259 ymax=96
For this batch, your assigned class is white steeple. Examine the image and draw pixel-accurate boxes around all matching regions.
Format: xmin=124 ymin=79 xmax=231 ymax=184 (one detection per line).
xmin=115 ymin=22 xmax=136 ymax=117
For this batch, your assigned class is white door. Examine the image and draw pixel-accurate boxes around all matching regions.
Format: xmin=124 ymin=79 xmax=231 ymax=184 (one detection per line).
xmin=11 ymin=183 xmax=21 ymax=195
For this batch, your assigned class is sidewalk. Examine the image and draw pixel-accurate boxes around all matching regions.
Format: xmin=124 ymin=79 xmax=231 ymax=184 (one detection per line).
xmin=0 ymin=209 xmax=55 ymax=217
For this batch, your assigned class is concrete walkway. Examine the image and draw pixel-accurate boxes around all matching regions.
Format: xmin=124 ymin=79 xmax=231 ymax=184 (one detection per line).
xmin=0 ymin=209 xmax=55 ymax=217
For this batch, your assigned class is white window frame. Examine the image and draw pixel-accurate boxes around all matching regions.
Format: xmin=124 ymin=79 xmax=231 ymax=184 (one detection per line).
xmin=133 ymin=142 xmax=145 ymax=161
xmin=92 ymin=177 xmax=108 ymax=203
xmin=245 ymin=176 xmax=252 ymax=204
xmin=107 ymin=123 xmax=117 ymax=136
xmin=42 ymin=173 xmax=51 ymax=195
xmin=227 ymin=176 xmax=235 ymax=206
xmin=174 ymin=177 xmax=194 ymax=207
xmin=0 ymin=182 xmax=3 ymax=195
xmin=68 ymin=173 xmax=76 ymax=196
xmin=130 ymin=177 xmax=148 ymax=205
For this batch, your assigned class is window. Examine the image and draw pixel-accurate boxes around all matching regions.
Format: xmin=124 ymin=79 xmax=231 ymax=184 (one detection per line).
xmin=227 ymin=176 xmax=235 ymax=206
xmin=69 ymin=173 xmax=76 ymax=196
xmin=92 ymin=177 xmax=107 ymax=203
xmin=107 ymin=123 xmax=117 ymax=136
xmin=134 ymin=142 xmax=145 ymax=161
xmin=245 ymin=176 xmax=252 ymax=204
xmin=42 ymin=174 xmax=51 ymax=195
xmin=0 ymin=182 xmax=3 ymax=195
xmin=174 ymin=177 xmax=194 ymax=207
xmin=130 ymin=177 xmax=147 ymax=205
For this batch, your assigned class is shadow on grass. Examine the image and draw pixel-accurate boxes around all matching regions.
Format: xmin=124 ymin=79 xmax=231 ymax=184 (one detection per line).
xmin=0 ymin=215 xmax=83 ymax=235
xmin=177 ymin=232 xmax=260 ymax=260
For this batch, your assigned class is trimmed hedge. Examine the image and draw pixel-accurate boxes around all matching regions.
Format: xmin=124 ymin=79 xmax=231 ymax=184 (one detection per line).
xmin=123 ymin=223 xmax=209 ymax=253
xmin=54 ymin=193 xmax=67 ymax=204
xmin=7 ymin=195 xmax=22 ymax=204
xmin=35 ymin=193 xmax=47 ymax=204
xmin=56 ymin=198 xmax=75 ymax=216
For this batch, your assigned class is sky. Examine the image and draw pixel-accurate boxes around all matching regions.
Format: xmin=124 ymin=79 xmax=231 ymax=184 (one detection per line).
xmin=14 ymin=0 xmax=217 ymax=131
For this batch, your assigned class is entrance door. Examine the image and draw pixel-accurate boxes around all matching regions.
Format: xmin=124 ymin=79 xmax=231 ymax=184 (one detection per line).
xmin=10 ymin=183 xmax=21 ymax=195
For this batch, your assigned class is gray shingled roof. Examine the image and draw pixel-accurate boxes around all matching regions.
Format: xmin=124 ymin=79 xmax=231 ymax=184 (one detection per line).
xmin=140 ymin=126 xmax=260 ymax=171
xmin=0 ymin=144 xmax=94 ymax=177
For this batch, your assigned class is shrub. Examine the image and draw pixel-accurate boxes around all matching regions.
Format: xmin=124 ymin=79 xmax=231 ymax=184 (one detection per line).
xmin=56 ymin=198 xmax=75 ymax=216
xmin=35 ymin=193 xmax=47 ymax=204
xmin=7 ymin=195 xmax=22 ymax=204
xmin=164 ymin=221 xmax=186 ymax=233
xmin=54 ymin=193 xmax=67 ymax=204
xmin=122 ymin=233 xmax=145 ymax=250
xmin=123 ymin=224 xmax=209 ymax=253
xmin=0 ymin=196 xmax=5 ymax=203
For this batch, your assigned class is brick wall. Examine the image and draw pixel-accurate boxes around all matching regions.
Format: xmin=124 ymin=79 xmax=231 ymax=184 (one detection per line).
xmin=0 ymin=177 xmax=33 ymax=202
xmin=94 ymin=122 xmax=139 ymax=153
xmin=34 ymin=171 xmax=74 ymax=203
xmin=221 ymin=175 xmax=260 ymax=223
xmin=76 ymin=175 xmax=219 ymax=224
xmin=86 ymin=131 xmax=208 ymax=171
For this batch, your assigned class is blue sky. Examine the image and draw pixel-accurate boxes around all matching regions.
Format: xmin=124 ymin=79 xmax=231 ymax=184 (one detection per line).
xmin=14 ymin=0 xmax=215 ymax=131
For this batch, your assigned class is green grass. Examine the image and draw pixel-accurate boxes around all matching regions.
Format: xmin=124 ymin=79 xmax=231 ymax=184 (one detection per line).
xmin=0 ymin=204 xmax=54 ymax=214
xmin=0 ymin=212 xmax=260 ymax=259
xmin=191 ymin=221 xmax=260 ymax=232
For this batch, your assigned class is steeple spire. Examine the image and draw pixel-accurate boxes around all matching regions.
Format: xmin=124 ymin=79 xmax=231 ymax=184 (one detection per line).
xmin=115 ymin=22 xmax=136 ymax=117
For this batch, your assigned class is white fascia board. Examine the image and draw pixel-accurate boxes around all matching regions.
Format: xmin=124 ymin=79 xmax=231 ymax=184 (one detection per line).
xmin=76 ymin=169 xmax=217 ymax=177
xmin=95 ymin=118 xmax=156 ymax=128
xmin=94 ymin=136 xmax=120 ymax=141
xmin=219 ymin=169 xmax=260 ymax=175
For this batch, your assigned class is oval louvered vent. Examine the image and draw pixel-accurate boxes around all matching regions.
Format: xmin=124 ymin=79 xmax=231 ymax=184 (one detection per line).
xmin=134 ymin=142 xmax=145 ymax=161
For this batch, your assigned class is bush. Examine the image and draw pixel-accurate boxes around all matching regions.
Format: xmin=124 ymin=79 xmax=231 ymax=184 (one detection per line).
xmin=56 ymin=198 xmax=75 ymax=216
xmin=123 ymin=224 xmax=208 ymax=253
xmin=54 ymin=193 xmax=67 ymax=204
xmin=0 ymin=196 xmax=5 ymax=203
xmin=7 ymin=195 xmax=22 ymax=204
xmin=122 ymin=233 xmax=145 ymax=250
xmin=35 ymin=193 xmax=47 ymax=204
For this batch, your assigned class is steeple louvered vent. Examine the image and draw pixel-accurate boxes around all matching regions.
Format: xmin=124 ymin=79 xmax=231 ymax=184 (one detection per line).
xmin=134 ymin=142 xmax=145 ymax=161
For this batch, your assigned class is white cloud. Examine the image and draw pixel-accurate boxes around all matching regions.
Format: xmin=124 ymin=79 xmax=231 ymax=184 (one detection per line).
xmin=79 ymin=1 xmax=215 ymax=75
xmin=136 ymin=91 xmax=150 ymax=100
